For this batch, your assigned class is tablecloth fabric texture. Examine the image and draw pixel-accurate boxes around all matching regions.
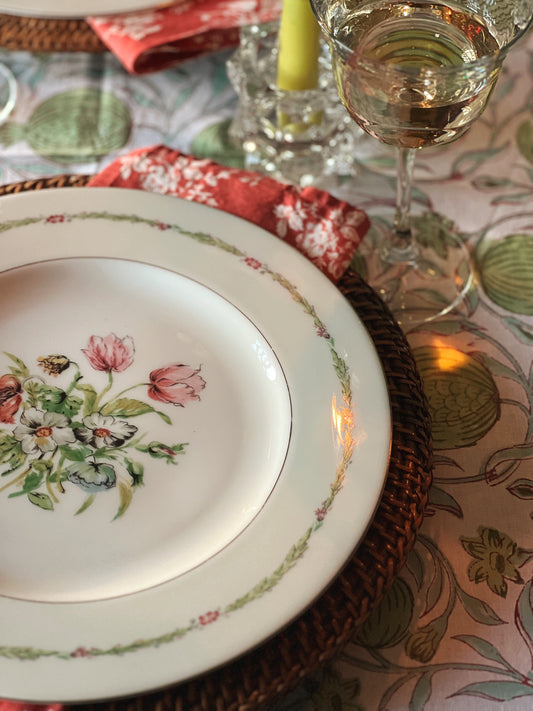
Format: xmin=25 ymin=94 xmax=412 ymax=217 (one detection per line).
xmin=1 ymin=18 xmax=532 ymax=711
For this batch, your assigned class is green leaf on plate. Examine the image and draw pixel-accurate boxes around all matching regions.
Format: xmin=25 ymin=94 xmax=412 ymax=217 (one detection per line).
xmin=59 ymin=443 xmax=93 ymax=462
xmin=4 ymin=352 xmax=29 ymax=379
xmin=101 ymin=397 xmax=170 ymax=424
xmin=124 ymin=457 xmax=144 ymax=486
xmin=27 ymin=491 xmax=54 ymax=511
xmin=76 ymin=494 xmax=95 ymax=516
xmin=114 ymin=480 xmax=133 ymax=520
xmin=74 ymin=382 xmax=98 ymax=415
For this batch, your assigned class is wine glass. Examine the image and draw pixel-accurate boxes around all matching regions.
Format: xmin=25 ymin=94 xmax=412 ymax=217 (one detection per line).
xmin=310 ymin=0 xmax=533 ymax=326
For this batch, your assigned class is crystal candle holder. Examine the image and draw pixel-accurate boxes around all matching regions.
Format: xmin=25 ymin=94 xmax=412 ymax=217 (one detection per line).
xmin=226 ymin=21 xmax=359 ymax=186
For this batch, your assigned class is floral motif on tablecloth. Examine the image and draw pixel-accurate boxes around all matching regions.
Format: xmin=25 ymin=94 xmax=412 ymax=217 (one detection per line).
xmin=461 ymin=526 xmax=533 ymax=598
xmin=0 ymin=333 xmax=205 ymax=518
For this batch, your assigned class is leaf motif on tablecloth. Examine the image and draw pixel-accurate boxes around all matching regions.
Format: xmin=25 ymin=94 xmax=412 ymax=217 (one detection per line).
xmin=443 ymin=633 xmax=533 ymax=702
xmin=455 ymin=587 xmax=505 ymax=625
xmin=482 ymin=444 xmax=533 ymax=486
xmin=411 ymin=212 xmax=466 ymax=260
xmin=409 ymin=672 xmax=433 ymax=711
xmin=403 ymin=535 xmax=476 ymax=663
xmin=406 ymin=547 xmax=425 ymax=591
xmin=427 ymin=484 xmax=463 ymax=518
xmin=508 ymin=478 xmax=533 ymax=500
xmin=451 ymin=145 xmax=509 ymax=179
xmin=503 ymin=315 xmax=533 ymax=345
xmin=517 ymin=118 xmax=533 ymax=164
xmin=451 ymin=680 xmax=533 ymax=701
xmin=401 ymin=534 xmax=505 ymax=662
xmin=516 ymin=578 xmax=533 ymax=665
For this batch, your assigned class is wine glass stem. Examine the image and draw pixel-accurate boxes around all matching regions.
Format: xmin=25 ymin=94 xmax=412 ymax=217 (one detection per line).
xmin=384 ymin=147 xmax=419 ymax=264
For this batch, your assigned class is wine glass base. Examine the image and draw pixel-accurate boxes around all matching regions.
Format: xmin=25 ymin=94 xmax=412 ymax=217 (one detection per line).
xmin=356 ymin=218 xmax=473 ymax=328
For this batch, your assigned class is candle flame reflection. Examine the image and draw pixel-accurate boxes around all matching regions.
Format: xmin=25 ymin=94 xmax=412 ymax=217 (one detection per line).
xmin=331 ymin=394 xmax=355 ymax=450
xmin=432 ymin=341 xmax=469 ymax=372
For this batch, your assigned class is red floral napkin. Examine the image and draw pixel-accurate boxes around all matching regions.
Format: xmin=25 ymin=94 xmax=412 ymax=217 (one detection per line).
xmin=87 ymin=145 xmax=369 ymax=282
xmin=87 ymin=0 xmax=282 ymax=74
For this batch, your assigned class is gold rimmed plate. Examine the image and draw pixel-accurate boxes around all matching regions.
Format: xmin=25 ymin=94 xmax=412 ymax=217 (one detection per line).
xmin=0 ymin=187 xmax=390 ymax=703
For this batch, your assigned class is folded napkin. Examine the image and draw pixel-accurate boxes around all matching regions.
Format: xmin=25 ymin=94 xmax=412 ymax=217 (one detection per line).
xmin=88 ymin=145 xmax=369 ymax=282
xmin=87 ymin=0 xmax=282 ymax=74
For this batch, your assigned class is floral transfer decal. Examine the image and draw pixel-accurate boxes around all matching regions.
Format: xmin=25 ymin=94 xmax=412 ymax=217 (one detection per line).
xmin=0 ymin=333 xmax=205 ymax=518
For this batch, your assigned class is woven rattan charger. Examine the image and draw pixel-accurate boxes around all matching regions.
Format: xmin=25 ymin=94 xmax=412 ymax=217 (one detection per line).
xmin=0 ymin=174 xmax=433 ymax=711
xmin=0 ymin=14 xmax=105 ymax=53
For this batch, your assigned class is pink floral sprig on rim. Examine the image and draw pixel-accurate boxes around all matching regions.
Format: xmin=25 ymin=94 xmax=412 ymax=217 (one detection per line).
xmin=199 ymin=610 xmax=219 ymax=626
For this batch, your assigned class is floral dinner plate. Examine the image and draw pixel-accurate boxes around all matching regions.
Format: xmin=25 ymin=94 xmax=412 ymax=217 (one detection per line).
xmin=0 ymin=187 xmax=390 ymax=702
xmin=0 ymin=0 xmax=174 ymax=19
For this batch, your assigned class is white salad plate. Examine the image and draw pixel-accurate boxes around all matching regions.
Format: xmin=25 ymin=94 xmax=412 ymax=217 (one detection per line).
xmin=0 ymin=187 xmax=391 ymax=703
xmin=0 ymin=0 xmax=172 ymax=19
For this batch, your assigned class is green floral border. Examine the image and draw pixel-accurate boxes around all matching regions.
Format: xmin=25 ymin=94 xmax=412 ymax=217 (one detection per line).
xmin=0 ymin=210 xmax=356 ymax=662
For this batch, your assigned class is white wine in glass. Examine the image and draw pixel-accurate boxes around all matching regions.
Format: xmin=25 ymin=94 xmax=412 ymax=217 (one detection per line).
xmin=311 ymin=0 xmax=533 ymax=326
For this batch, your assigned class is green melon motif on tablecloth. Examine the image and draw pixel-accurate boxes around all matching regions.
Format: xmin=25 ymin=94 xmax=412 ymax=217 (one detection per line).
xmin=191 ymin=119 xmax=245 ymax=169
xmin=355 ymin=577 xmax=414 ymax=649
xmin=0 ymin=88 xmax=131 ymax=163
xmin=478 ymin=234 xmax=533 ymax=315
xmin=414 ymin=345 xmax=500 ymax=450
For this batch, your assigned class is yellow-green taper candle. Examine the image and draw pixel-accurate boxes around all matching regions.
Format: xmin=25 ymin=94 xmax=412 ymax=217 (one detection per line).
xmin=277 ymin=0 xmax=321 ymax=91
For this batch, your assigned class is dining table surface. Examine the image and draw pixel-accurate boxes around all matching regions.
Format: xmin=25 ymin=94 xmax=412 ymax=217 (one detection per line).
xmin=0 ymin=8 xmax=532 ymax=711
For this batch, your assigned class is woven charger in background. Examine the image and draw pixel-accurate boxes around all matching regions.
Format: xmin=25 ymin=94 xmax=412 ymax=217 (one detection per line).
xmin=0 ymin=175 xmax=433 ymax=711
xmin=0 ymin=14 xmax=105 ymax=52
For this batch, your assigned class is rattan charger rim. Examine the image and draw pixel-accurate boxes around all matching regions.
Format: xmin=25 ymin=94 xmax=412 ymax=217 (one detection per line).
xmin=0 ymin=174 xmax=433 ymax=711
xmin=0 ymin=14 xmax=106 ymax=53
